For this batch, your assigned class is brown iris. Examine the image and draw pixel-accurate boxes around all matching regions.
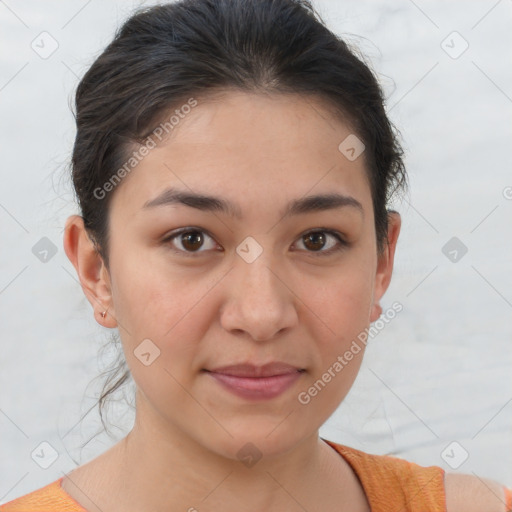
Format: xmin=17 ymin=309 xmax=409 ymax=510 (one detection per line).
xmin=302 ymin=232 xmax=326 ymax=251
xmin=180 ymin=231 xmax=204 ymax=251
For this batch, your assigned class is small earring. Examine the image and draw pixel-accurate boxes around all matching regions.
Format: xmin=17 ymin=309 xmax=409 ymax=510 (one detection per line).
xmin=100 ymin=308 xmax=108 ymax=319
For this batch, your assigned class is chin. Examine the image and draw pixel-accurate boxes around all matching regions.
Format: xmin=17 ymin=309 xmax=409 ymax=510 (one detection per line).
xmin=207 ymin=425 xmax=309 ymax=464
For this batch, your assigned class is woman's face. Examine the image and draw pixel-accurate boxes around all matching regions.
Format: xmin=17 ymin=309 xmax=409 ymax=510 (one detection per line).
xmin=67 ymin=91 xmax=400 ymax=460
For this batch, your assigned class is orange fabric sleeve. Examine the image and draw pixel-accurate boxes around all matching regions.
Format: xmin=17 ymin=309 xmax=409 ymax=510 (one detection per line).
xmin=323 ymin=439 xmax=447 ymax=511
xmin=504 ymin=486 xmax=512 ymax=512
xmin=0 ymin=478 xmax=85 ymax=512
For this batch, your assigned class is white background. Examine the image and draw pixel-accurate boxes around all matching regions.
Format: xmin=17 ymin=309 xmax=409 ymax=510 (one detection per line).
xmin=1 ymin=0 xmax=511 ymax=503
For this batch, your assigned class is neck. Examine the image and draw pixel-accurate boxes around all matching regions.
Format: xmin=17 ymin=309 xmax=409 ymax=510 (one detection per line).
xmin=116 ymin=421 xmax=328 ymax=512
xmin=69 ymin=390 xmax=359 ymax=512
xmin=102 ymin=392 xmax=347 ymax=512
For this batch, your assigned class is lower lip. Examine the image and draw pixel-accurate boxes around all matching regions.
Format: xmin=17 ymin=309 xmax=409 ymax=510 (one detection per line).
xmin=205 ymin=371 xmax=303 ymax=400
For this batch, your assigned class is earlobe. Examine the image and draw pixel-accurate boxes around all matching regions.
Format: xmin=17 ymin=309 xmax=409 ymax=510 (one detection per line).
xmin=63 ymin=215 xmax=117 ymax=328
xmin=369 ymin=302 xmax=383 ymax=323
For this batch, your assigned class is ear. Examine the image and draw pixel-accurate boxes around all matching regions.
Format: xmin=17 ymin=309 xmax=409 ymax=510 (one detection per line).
xmin=63 ymin=215 xmax=117 ymax=328
xmin=369 ymin=211 xmax=401 ymax=323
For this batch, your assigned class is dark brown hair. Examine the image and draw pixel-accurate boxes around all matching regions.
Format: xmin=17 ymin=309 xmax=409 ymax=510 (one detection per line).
xmin=68 ymin=0 xmax=407 ymax=445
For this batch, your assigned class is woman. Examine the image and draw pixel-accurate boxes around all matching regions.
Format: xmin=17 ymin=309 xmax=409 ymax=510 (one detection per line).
xmin=2 ymin=0 xmax=510 ymax=510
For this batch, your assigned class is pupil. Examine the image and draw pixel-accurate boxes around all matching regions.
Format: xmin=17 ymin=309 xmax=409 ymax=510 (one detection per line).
xmin=182 ymin=231 xmax=203 ymax=251
xmin=305 ymin=232 xmax=325 ymax=251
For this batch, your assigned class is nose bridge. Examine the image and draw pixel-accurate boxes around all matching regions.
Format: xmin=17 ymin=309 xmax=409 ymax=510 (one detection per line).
xmin=235 ymin=233 xmax=278 ymax=286
xmin=221 ymin=238 xmax=297 ymax=340
xmin=236 ymin=243 xmax=283 ymax=308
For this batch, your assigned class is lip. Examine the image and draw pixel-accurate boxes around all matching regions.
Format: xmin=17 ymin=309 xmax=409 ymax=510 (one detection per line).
xmin=205 ymin=371 xmax=304 ymax=400
xmin=203 ymin=362 xmax=305 ymax=401
xmin=207 ymin=362 xmax=303 ymax=377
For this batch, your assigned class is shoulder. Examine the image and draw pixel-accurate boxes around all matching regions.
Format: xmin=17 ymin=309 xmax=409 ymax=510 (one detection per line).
xmin=444 ymin=472 xmax=510 ymax=512
xmin=0 ymin=477 xmax=85 ymax=512
xmin=323 ymin=439 xmax=512 ymax=512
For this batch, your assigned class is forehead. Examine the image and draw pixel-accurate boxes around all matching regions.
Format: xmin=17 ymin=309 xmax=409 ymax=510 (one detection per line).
xmin=110 ymin=91 xmax=371 ymax=217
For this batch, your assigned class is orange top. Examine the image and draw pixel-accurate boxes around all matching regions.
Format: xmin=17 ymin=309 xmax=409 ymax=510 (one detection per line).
xmin=1 ymin=438 xmax=511 ymax=511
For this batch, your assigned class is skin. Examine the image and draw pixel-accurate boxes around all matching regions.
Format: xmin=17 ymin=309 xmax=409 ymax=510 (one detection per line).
xmin=63 ymin=90 xmax=402 ymax=512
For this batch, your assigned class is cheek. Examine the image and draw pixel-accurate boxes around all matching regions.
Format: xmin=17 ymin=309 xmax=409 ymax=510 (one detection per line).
xmin=296 ymin=256 xmax=374 ymax=389
xmin=294 ymin=268 xmax=373 ymax=414
xmin=111 ymin=268 xmax=209 ymax=410
xmin=111 ymin=247 xmax=194 ymax=330
xmin=300 ymin=259 xmax=374 ymax=341
xmin=109 ymin=251 xmax=214 ymax=376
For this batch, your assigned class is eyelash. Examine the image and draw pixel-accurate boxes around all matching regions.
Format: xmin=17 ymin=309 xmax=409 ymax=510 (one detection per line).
xmin=162 ymin=227 xmax=348 ymax=257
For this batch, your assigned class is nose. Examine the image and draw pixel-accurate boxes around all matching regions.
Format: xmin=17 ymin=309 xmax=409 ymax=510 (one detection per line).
xmin=219 ymin=254 xmax=298 ymax=342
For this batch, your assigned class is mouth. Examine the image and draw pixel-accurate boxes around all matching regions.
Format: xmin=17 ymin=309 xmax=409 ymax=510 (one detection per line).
xmin=204 ymin=362 xmax=306 ymax=378
xmin=203 ymin=363 xmax=305 ymax=400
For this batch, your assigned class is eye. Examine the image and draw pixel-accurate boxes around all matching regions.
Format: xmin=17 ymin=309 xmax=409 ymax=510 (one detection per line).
xmin=163 ymin=228 xmax=219 ymax=256
xmin=293 ymin=229 xmax=347 ymax=256
xmin=162 ymin=227 xmax=347 ymax=257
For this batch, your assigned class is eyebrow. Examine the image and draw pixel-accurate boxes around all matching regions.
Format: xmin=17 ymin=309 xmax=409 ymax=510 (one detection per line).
xmin=142 ymin=187 xmax=364 ymax=219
